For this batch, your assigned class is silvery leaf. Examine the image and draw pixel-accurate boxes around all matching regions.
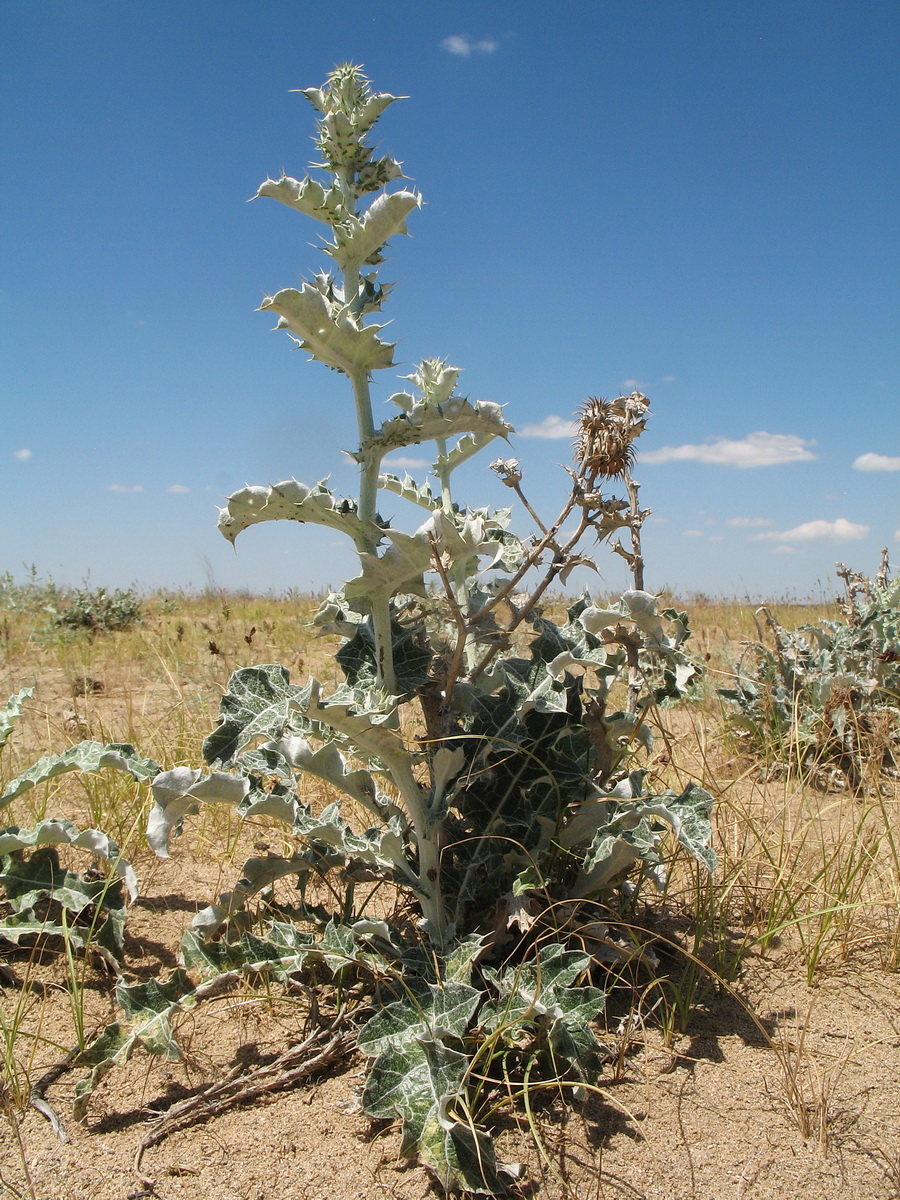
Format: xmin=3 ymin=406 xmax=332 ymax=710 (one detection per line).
xmin=262 ymin=285 xmax=396 ymax=375
xmin=217 ymin=479 xmax=374 ymax=550
xmin=0 ymin=818 xmax=137 ymax=901
xmin=256 ymin=174 xmax=347 ymax=223
xmin=0 ymin=687 xmax=34 ymax=753
xmin=365 ymin=395 xmax=513 ymax=456
xmin=147 ymin=768 xmax=250 ymax=857
xmin=0 ymin=741 xmax=161 ymax=811
xmin=327 ymin=190 xmax=420 ymax=268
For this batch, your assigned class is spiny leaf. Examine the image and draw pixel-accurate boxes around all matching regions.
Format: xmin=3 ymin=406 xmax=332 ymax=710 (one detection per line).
xmin=337 ymin=617 xmax=432 ymax=699
xmin=570 ymin=782 xmax=716 ymax=898
xmin=263 ymin=735 xmax=381 ymax=814
xmin=261 ymin=284 xmax=396 ymax=375
xmin=358 ymin=980 xmax=481 ymax=1057
xmin=0 ymin=742 xmax=161 ymax=811
xmin=202 ymin=664 xmax=312 ymax=767
xmin=377 ymin=472 xmax=441 ymax=511
xmin=327 ymin=189 xmax=420 ymax=268
xmin=256 ymin=173 xmax=347 ymax=223
xmin=217 ymin=478 xmax=374 ymax=549
xmin=73 ymin=970 xmax=201 ymax=1120
xmin=363 ymin=394 xmax=513 ymax=456
xmin=0 ymin=687 xmax=34 ymax=753
xmin=147 ymin=767 xmax=250 ymax=857
xmin=0 ymin=818 xmax=137 ymax=900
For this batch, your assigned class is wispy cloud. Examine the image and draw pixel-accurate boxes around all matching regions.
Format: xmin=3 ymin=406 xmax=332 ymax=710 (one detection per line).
xmin=13 ymin=448 xmax=32 ymax=461
xmin=167 ymin=484 xmax=190 ymax=493
xmin=682 ymin=530 xmax=703 ymax=538
xmin=108 ymin=483 xmax=144 ymax=493
xmin=727 ymin=516 xmax=774 ymax=528
xmin=754 ymin=517 xmax=869 ymax=543
xmin=382 ymin=455 xmax=430 ymax=470
xmin=852 ymin=452 xmax=900 ymax=471
xmin=441 ymin=34 xmax=498 ymax=57
xmin=519 ymin=415 xmax=576 ymax=439
xmin=642 ymin=431 xmax=817 ymax=468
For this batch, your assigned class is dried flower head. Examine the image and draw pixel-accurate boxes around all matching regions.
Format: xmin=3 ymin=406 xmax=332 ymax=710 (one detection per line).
xmin=573 ymin=392 xmax=650 ymax=485
xmin=574 ymin=397 xmax=632 ymax=482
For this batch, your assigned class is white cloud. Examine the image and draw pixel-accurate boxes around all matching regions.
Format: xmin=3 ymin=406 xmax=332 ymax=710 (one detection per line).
xmin=661 ymin=375 xmax=675 ymax=383
xmin=382 ymin=455 xmax=429 ymax=470
xmin=441 ymin=35 xmax=498 ymax=56
xmin=773 ymin=545 xmax=797 ymax=554
xmin=519 ymin=415 xmax=576 ymax=439
xmin=622 ymin=378 xmax=640 ymax=389
xmin=108 ymin=483 xmax=144 ymax=493
xmin=682 ymin=529 xmax=703 ymax=538
xmin=727 ymin=516 xmax=774 ymax=528
xmin=13 ymin=448 xmax=32 ymax=461
xmin=708 ymin=534 xmax=725 ymax=542
xmin=167 ymin=484 xmax=190 ymax=493
xmin=754 ymin=517 xmax=869 ymax=543
xmin=852 ymin=452 xmax=900 ymax=472
xmin=641 ymin=431 xmax=817 ymax=468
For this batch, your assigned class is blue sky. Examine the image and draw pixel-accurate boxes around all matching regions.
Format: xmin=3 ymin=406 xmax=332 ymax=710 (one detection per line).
xmin=2 ymin=1 xmax=898 ymax=600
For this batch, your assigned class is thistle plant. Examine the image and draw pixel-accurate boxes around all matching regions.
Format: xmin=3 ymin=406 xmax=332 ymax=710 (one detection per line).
xmin=0 ymin=66 xmax=717 ymax=1191
xmin=721 ymin=551 xmax=899 ymax=790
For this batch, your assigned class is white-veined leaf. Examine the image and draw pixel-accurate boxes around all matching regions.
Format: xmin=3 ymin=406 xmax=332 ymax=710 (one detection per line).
xmin=0 ymin=742 xmax=161 ymax=811
xmin=0 ymin=818 xmax=137 ymax=901
xmin=0 ymin=687 xmax=34 ymax=753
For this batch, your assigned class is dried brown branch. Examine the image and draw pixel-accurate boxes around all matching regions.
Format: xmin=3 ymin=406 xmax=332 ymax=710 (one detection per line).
xmin=133 ymin=1014 xmax=356 ymax=1183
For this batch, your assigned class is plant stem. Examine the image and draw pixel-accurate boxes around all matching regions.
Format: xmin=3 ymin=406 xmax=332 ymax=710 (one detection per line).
xmin=387 ymin=754 xmax=447 ymax=940
xmin=341 ymin=289 xmax=397 ymax=695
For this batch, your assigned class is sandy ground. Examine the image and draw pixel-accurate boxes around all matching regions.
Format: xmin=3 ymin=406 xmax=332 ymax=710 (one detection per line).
xmin=3 ymin=844 xmax=899 ymax=1200
xmin=2 ymin=615 xmax=899 ymax=1200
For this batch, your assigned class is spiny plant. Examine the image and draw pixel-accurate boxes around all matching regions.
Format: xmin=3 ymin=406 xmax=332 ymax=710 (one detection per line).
xmin=0 ymin=689 xmax=145 ymax=971
xmin=720 ymin=549 xmax=899 ymax=791
xmin=0 ymin=66 xmax=715 ymax=1192
xmin=51 ymin=585 xmax=143 ymax=635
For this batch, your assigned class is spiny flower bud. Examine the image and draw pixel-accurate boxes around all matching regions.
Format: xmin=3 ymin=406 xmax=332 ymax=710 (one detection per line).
xmin=301 ymin=63 xmax=402 ymax=178
xmin=490 ymin=458 xmax=523 ymax=487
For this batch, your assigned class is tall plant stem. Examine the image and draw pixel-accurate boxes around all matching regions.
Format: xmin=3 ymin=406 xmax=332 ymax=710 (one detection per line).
xmin=624 ymin=473 xmax=644 ymax=713
xmin=388 ymin=754 xmax=447 ymax=941
xmin=624 ymin=475 xmax=644 ymax=592
xmin=434 ymin=437 xmax=475 ymax=671
xmin=343 ymin=303 xmax=397 ymax=697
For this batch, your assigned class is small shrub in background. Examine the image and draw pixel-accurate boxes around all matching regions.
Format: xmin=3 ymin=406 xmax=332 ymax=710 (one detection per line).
xmin=0 ymin=566 xmax=60 ymax=614
xmin=720 ymin=550 xmax=899 ymax=790
xmin=52 ymin=586 xmax=143 ymax=635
